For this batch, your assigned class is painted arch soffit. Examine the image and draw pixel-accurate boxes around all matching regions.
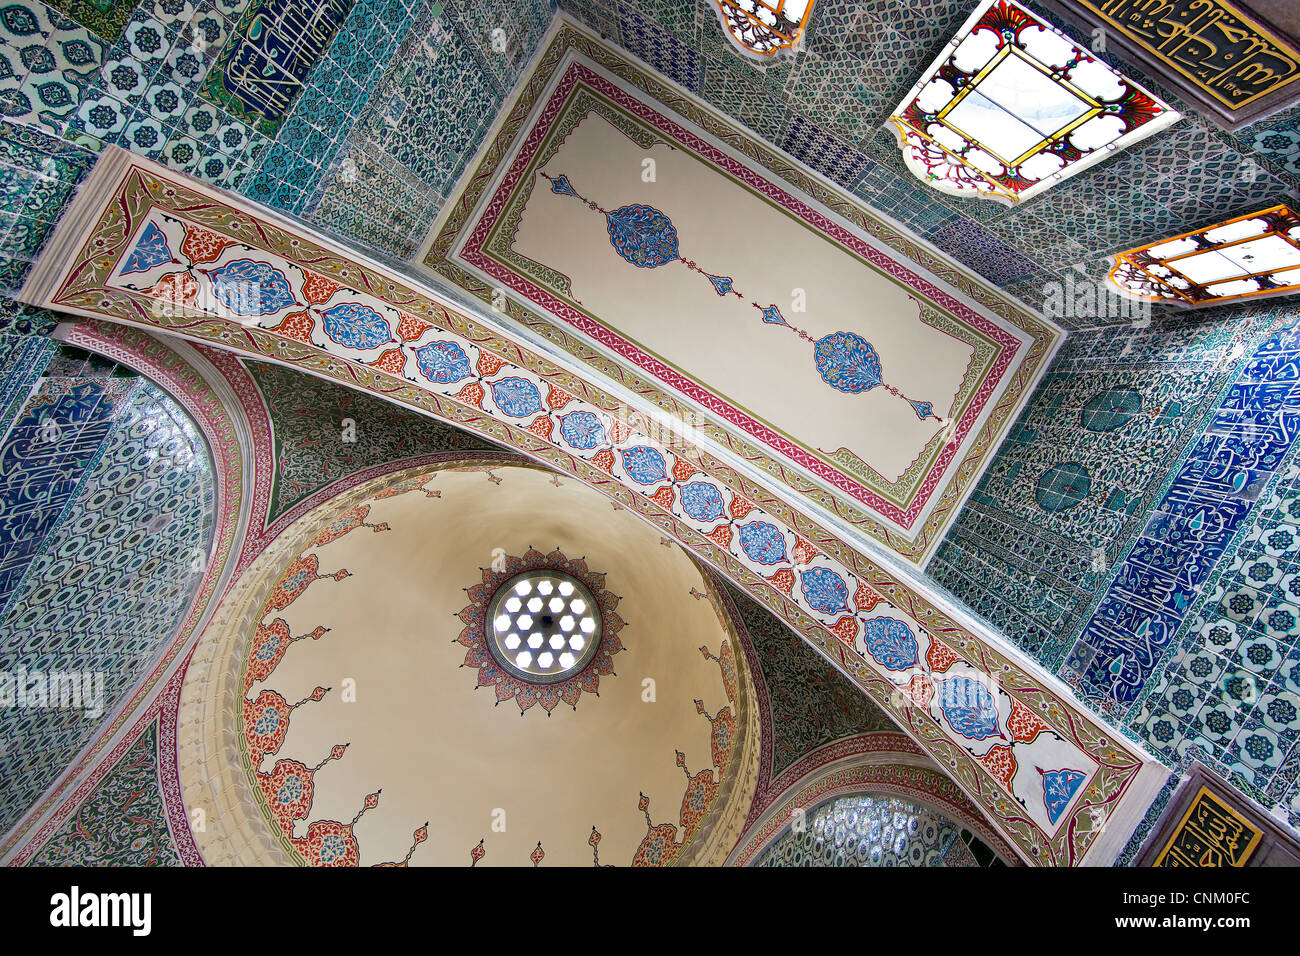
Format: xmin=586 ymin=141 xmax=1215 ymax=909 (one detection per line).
xmin=419 ymin=21 xmax=1064 ymax=568
xmin=19 ymin=147 xmax=1163 ymax=865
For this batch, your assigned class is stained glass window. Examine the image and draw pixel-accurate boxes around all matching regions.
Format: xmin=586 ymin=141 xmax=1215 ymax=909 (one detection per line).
xmin=888 ymin=0 xmax=1179 ymax=203
xmin=1109 ymin=204 xmax=1300 ymax=306
xmin=709 ymin=0 xmax=813 ymax=58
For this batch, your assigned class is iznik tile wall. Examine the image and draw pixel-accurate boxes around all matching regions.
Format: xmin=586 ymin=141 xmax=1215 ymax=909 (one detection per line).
xmin=27 ymin=719 xmax=182 ymax=865
xmin=0 ymin=0 xmax=555 ymax=300
xmin=755 ymin=794 xmax=1000 ymax=867
xmin=558 ymin=0 xmax=1300 ymax=325
xmin=930 ymin=297 xmax=1300 ymax=830
xmin=0 ymin=341 xmax=216 ymax=837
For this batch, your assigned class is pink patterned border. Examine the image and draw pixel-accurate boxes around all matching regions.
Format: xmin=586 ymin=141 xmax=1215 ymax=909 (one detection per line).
xmin=460 ymin=61 xmax=1023 ymax=530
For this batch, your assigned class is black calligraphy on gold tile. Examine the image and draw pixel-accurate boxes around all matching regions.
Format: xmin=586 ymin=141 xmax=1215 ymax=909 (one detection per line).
xmin=1153 ymin=787 xmax=1263 ymax=867
xmin=1081 ymin=0 xmax=1300 ymax=114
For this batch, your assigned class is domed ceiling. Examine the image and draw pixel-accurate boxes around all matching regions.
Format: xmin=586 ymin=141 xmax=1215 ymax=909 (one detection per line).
xmin=180 ymin=462 xmax=761 ymax=866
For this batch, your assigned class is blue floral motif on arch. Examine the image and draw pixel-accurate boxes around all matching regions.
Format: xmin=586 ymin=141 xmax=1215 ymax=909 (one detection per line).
xmin=680 ymin=481 xmax=726 ymax=522
xmin=559 ymin=410 xmax=606 ymax=450
xmin=606 ymin=204 xmax=679 ymax=268
xmin=800 ymin=567 xmax=849 ymax=615
xmin=209 ymin=260 xmax=296 ymax=315
xmin=738 ymin=521 xmax=786 ymax=565
xmin=120 ymin=221 xmax=174 ymax=275
xmin=1039 ymin=768 xmax=1087 ymax=825
xmin=490 ymin=377 xmax=544 ymax=418
xmin=938 ymin=676 xmax=1002 ymax=741
xmin=813 ymin=331 xmax=884 ymax=394
xmin=319 ymin=303 xmax=392 ymax=351
xmin=621 ymin=446 xmax=668 ymax=484
xmin=858 ymin=617 xmax=920 ymax=670
xmin=414 ymin=341 xmax=472 ymax=384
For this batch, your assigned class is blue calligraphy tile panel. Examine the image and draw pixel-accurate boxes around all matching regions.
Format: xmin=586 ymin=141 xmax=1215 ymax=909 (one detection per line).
xmin=930 ymin=301 xmax=1300 ymax=827
xmin=0 ymin=376 xmax=122 ymax=614
xmin=197 ymin=0 xmax=356 ymax=136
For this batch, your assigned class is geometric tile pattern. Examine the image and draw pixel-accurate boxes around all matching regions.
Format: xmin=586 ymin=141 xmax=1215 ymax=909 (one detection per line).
xmin=754 ymin=793 xmax=996 ymax=867
xmin=617 ymin=3 xmax=702 ymax=91
xmin=0 ymin=357 xmax=215 ymax=837
xmin=933 ymin=300 xmax=1300 ymax=828
xmin=929 ymin=311 xmax=1265 ymax=668
xmin=0 ymin=352 xmax=128 ymax=614
xmin=310 ymin=0 xmax=552 ymax=258
xmin=0 ymin=0 xmax=551 ymax=281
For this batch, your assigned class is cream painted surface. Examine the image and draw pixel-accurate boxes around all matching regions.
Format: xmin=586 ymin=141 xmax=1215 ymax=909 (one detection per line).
xmin=251 ymin=465 xmax=744 ymax=866
xmin=514 ymin=112 xmax=972 ymax=483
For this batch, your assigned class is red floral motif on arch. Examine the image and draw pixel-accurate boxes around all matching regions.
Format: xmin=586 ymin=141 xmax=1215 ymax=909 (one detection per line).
xmin=854 ymin=580 xmax=880 ymax=613
xmin=828 ymin=615 xmax=858 ymax=647
xmin=369 ymin=349 xmax=407 ymax=376
xmin=547 ymin=385 xmax=575 ymax=409
xmin=179 ymin=223 xmax=238 ymax=264
xmin=729 ymin=493 xmax=755 ymax=520
xmin=148 ymin=271 xmax=198 ymax=308
xmin=978 ymin=744 xmax=1018 ymax=791
xmin=1007 ymin=698 xmax=1052 ymax=744
xmin=525 ymin=415 xmax=553 ymax=441
xmin=272 ymin=310 xmax=314 ymax=344
xmin=672 ymin=458 xmax=696 ymax=482
xmin=905 ymin=672 xmax=935 ymax=709
xmin=926 ymin=638 xmax=960 ymax=672
xmin=395 ymin=311 xmax=433 ymax=341
xmin=456 ymin=381 xmax=485 ymax=408
xmin=650 ymin=486 xmax=675 ymax=510
xmin=476 ymin=351 xmax=507 ymax=377
xmin=767 ymin=567 xmax=795 ymax=595
xmin=706 ymin=524 xmax=732 ymax=550
xmin=300 ymin=269 xmax=343 ymax=305
xmin=791 ymin=535 xmax=820 ymax=565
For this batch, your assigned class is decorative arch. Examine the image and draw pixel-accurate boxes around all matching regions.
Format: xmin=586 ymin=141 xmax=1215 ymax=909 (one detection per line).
xmin=18 ymin=147 xmax=1168 ymax=865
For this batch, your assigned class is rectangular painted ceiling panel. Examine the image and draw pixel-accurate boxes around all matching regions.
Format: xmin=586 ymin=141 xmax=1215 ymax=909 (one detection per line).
xmin=420 ymin=20 xmax=1064 ymax=566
